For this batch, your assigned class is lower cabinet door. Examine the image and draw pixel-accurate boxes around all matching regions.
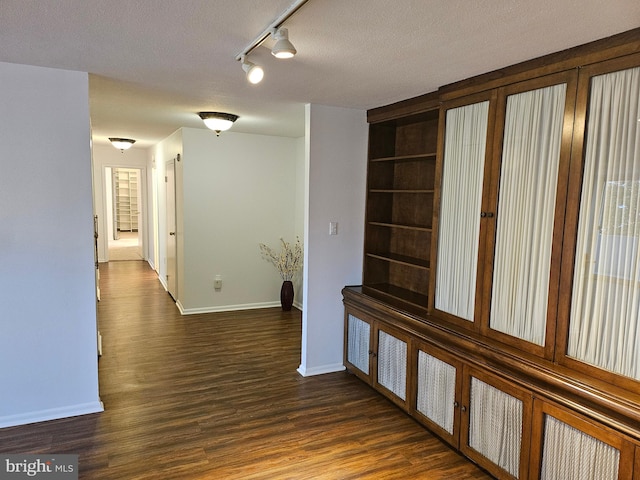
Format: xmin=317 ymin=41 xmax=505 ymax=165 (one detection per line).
xmin=344 ymin=312 xmax=373 ymax=383
xmin=413 ymin=341 xmax=462 ymax=448
xmin=374 ymin=324 xmax=410 ymax=410
xmin=529 ymin=400 xmax=635 ymax=480
xmin=460 ymin=367 xmax=533 ymax=480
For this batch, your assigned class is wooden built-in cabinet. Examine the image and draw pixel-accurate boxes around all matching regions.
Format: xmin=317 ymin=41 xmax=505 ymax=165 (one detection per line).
xmin=412 ymin=338 xmax=533 ymax=479
xmin=344 ymin=287 xmax=640 ymax=479
xmin=345 ymin=28 xmax=640 ymax=480
xmin=345 ymin=310 xmax=411 ymax=410
xmin=347 ymin=308 xmax=532 ymax=479
xmin=430 ymin=70 xmax=578 ymax=360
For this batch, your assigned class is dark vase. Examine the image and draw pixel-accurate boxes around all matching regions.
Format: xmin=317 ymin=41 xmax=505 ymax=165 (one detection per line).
xmin=280 ymin=280 xmax=294 ymax=311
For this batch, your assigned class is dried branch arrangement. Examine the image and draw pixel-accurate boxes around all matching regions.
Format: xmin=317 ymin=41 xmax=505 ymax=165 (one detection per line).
xmin=259 ymin=237 xmax=303 ymax=281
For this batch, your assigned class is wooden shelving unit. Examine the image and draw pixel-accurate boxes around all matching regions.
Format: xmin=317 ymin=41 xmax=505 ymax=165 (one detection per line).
xmin=363 ymin=104 xmax=439 ymax=313
xmin=114 ymin=168 xmax=139 ymax=232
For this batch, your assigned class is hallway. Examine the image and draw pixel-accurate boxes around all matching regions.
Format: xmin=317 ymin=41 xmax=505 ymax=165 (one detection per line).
xmin=0 ymin=262 xmax=491 ymax=479
xmin=108 ymin=231 xmax=143 ymax=261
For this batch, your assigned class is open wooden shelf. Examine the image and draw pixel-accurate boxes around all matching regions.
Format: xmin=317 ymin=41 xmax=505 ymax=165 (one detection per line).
xmin=366 ymin=252 xmax=430 ymax=270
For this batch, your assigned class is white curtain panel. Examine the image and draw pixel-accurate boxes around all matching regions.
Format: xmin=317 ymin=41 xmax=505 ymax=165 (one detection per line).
xmin=347 ymin=314 xmax=370 ymax=375
xmin=568 ymin=66 xmax=640 ymax=379
xmin=469 ymin=377 xmax=523 ymax=478
xmin=490 ymin=83 xmax=567 ymax=345
xmin=541 ymin=415 xmax=620 ymax=480
xmin=416 ymin=350 xmax=456 ymax=434
xmin=377 ymin=330 xmax=407 ymax=400
xmin=435 ymin=101 xmax=490 ymax=321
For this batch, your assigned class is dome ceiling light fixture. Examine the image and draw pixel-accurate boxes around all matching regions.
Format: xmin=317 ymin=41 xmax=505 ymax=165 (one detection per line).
xmin=234 ymin=0 xmax=309 ymax=83
xmin=109 ymin=138 xmax=136 ymax=152
xmin=198 ymin=112 xmax=239 ymax=136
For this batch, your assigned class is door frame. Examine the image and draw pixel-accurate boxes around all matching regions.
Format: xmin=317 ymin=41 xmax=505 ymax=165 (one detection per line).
xmin=165 ymin=158 xmax=177 ymax=300
xmin=100 ymin=165 xmax=148 ymax=263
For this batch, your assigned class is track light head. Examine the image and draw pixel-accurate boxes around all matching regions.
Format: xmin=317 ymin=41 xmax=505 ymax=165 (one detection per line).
xmin=241 ymin=57 xmax=264 ymax=84
xmin=271 ymin=28 xmax=296 ymax=59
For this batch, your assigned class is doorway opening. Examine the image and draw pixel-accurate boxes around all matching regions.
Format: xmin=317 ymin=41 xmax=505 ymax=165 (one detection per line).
xmin=106 ymin=167 xmax=144 ymax=261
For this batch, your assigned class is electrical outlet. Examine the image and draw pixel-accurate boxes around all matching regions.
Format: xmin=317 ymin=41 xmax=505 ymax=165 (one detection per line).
xmin=214 ymin=275 xmax=222 ymax=290
xmin=329 ymin=221 xmax=338 ymax=235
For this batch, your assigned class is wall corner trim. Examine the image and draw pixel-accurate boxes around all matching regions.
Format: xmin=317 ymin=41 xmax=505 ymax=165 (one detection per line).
xmin=297 ymin=363 xmax=346 ymax=377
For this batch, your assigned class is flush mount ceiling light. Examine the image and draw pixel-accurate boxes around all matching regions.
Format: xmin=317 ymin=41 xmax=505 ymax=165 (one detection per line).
xmin=234 ymin=0 xmax=309 ymax=83
xmin=109 ymin=138 xmax=136 ymax=152
xmin=241 ymin=57 xmax=265 ymax=84
xmin=198 ymin=112 xmax=239 ymax=136
xmin=271 ymin=28 xmax=296 ymax=59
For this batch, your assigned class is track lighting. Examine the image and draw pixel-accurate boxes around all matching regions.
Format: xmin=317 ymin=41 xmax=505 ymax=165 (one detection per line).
xmin=234 ymin=0 xmax=309 ymax=83
xmin=271 ymin=28 xmax=296 ymax=59
xmin=241 ymin=57 xmax=264 ymax=84
xmin=198 ymin=112 xmax=239 ymax=136
xmin=109 ymin=138 xmax=136 ymax=152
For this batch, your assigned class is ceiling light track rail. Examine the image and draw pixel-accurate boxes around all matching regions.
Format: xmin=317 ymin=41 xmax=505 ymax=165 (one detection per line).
xmin=234 ymin=0 xmax=309 ymax=61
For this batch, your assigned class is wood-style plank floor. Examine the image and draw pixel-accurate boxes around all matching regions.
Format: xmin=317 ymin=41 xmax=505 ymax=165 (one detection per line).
xmin=0 ymin=261 xmax=492 ymax=479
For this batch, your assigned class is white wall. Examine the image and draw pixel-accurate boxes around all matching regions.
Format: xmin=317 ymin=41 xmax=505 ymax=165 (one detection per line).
xmin=299 ymin=104 xmax=368 ymax=376
xmin=148 ymin=127 xmax=304 ymax=313
xmin=176 ymin=128 xmax=300 ymax=312
xmin=0 ymin=62 xmax=103 ymax=427
xmin=92 ymin=144 xmax=150 ymax=263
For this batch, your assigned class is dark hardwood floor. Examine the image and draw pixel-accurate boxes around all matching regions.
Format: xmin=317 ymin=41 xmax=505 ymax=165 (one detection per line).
xmin=0 ymin=261 xmax=492 ymax=479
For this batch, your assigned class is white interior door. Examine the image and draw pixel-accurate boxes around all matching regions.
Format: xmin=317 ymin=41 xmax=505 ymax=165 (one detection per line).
xmin=166 ymin=159 xmax=177 ymax=300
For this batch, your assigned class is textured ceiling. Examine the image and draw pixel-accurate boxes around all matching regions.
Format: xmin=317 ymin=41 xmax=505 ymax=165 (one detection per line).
xmin=0 ymin=0 xmax=638 ymax=147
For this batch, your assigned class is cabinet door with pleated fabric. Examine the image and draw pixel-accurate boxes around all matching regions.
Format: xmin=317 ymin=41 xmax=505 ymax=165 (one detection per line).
xmin=344 ymin=311 xmax=374 ymax=385
xmin=459 ymin=366 xmax=533 ymax=480
xmin=528 ymin=399 xmax=636 ymax=480
xmin=412 ymin=341 xmax=463 ymax=449
xmin=373 ymin=324 xmax=411 ymax=411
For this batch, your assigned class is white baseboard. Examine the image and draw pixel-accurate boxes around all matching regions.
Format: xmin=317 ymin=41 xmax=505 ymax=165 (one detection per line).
xmin=297 ymin=363 xmax=346 ymax=377
xmin=0 ymin=401 xmax=104 ymax=429
xmin=176 ymin=300 xmax=185 ymax=314
xmin=157 ymin=272 xmax=168 ymax=291
xmin=179 ymin=301 xmax=285 ymax=315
